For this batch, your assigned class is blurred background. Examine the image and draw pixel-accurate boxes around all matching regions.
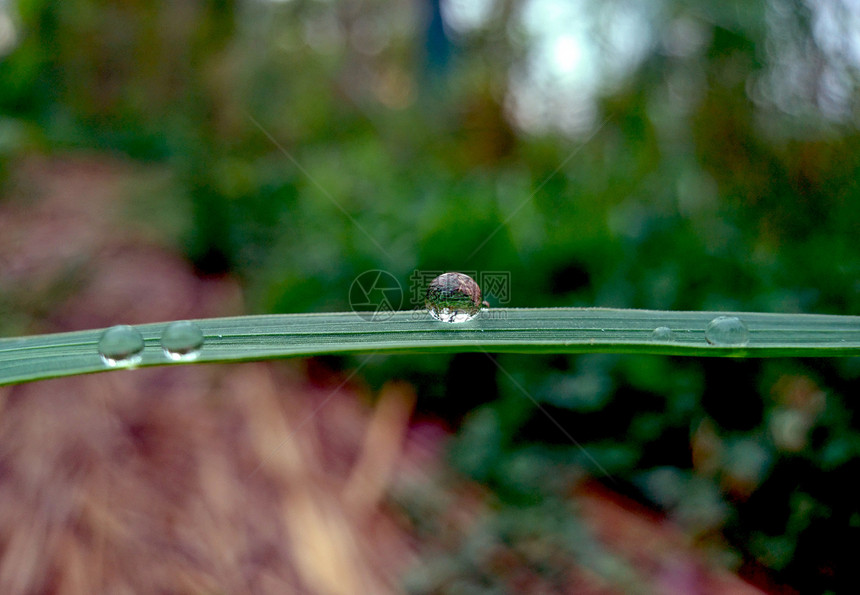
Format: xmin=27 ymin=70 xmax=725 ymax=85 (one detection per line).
xmin=1 ymin=0 xmax=860 ymax=592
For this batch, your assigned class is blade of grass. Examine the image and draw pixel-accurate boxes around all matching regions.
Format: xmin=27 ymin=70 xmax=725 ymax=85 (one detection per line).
xmin=2 ymin=308 xmax=860 ymax=385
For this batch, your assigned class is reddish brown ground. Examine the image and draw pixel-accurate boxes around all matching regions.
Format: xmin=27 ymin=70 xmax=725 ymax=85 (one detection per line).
xmin=0 ymin=155 xmax=770 ymax=594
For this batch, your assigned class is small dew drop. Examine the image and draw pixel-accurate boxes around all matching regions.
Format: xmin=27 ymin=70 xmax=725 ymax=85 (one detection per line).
xmin=705 ymin=316 xmax=749 ymax=346
xmin=161 ymin=321 xmax=205 ymax=361
xmin=652 ymin=326 xmax=674 ymax=341
xmin=425 ymin=272 xmax=482 ymax=323
xmin=98 ymin=325 xmax=144 ymax=367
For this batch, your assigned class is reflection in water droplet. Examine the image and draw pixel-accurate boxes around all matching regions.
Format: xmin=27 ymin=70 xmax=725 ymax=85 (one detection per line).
xmin=705 ymin=316 xmax=749 ymax=346
xmin=161 ymin=321 xmax=204 ymax=361
xmin=98 ymin=325 xmax=144 ymax=367
xmin=652 ymin=326 xmax=673 ymax=341
xmin=425 ymin=272 xmax=482 ymax=323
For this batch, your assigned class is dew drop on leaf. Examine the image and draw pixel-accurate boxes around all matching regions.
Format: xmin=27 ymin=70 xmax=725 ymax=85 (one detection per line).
xmin=705 ymin=316 xmax=749 ymax=346
xmin=425 ymin=272 xmax=482 ymax=323
xmin=98 ymin=325 xmax=144 ymax=367
xmin=161 ymin=321 xmax=204 ymax=361
xmin=652 ymin=326 xmax=674 ymax=341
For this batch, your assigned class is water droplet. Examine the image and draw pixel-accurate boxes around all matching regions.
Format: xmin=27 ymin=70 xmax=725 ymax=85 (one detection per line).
xmin=161 ymin=321 xmax=204 ymax=361
xmin=652 ymin=326 xmax=673 ymax=341
xmin=425 ymin=272 xmax=482 ymax=323
xmin=98 ymin=325 xmax=144 ymax=367
xmin=705 ymin=316 xmax=749 ymax=346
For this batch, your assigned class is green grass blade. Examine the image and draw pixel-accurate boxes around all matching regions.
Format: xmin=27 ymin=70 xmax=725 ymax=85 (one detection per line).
xmin=2 ymin=308 xmax=860 ymax=385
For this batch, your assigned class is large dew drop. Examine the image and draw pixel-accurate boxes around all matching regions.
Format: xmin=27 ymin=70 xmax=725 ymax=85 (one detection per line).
xmin=425 ymin=272 xmax=482 ymax=323
xmin=161 ymin=321 xmax=204 ymax=361
xmin=705 ymin=316 xmax=749 ymax=346
xmin=98 ymin=325 xmax=145 ymax=367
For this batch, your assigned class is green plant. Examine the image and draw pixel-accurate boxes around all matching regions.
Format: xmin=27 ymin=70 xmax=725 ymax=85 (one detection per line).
xmin=2 ymin=307 xmax=859 ymax=386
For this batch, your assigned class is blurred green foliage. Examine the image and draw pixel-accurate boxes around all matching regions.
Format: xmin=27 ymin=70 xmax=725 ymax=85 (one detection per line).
xmin=2 ymin=0 xmax=860 ymax=590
